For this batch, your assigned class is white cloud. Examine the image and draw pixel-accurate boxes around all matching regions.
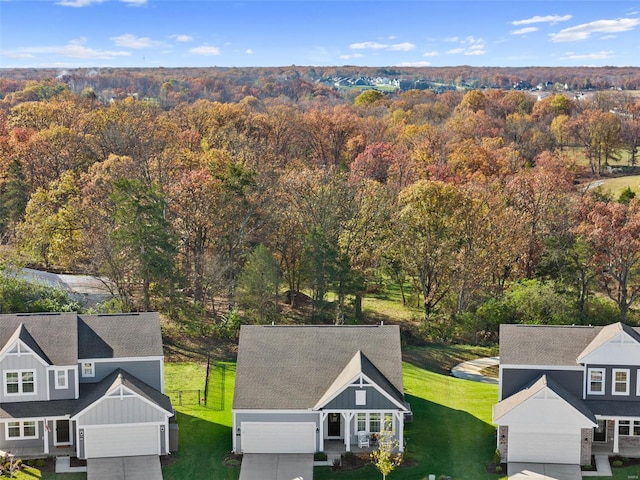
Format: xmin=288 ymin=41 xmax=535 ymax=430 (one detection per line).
xmin=6 ymin=42 xmax=130 ymax=59
xmin=447 ymin=36 xmax=486 ymax=56
xmin=423 ymin=51 xmax=439 ymax=57
xmin=0 ymin=51 xmax=35 ymax=59
xmin=349 ymin=41 xmax=415 ymax=51
xmin=445 ymin=36 xmax=459 ymax=42
xmin=399 ymin=61 xmax=432 ymax=67
xmin=171 ymin=35 xmax=193 ymax=43
xmin=560 ymin=50 xmax=615 ymax=60
xmin=339 ymin=53 xmax=365 ymax=60
xmin=512 ymin=14 xmax=572 ymax=25
xmin=447 ymin=47 xmax=465 ymax=54
xmin=190 ymin=46 xmax=221 ymax=56
xmin=245 ymin=49 xmax=254 ymax=54
xmin=512 ymin=27 xmax=538 ymax=35
xmin=121 ymin=0 xmax=147 ymax=5
xmin=551 ymin=18 xmax=640 ymax=42
xmin=111 ymin=33 xmax=159 ymax=49
xmin=56 ymin=0 xmax=103 ymax=7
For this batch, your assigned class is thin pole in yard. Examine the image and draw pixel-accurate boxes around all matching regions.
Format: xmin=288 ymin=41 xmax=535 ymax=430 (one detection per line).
xmin=204 ymin=353 xmax=211 ymax=407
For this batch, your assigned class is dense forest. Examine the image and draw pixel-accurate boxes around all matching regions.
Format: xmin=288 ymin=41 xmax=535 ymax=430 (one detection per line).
xmin=1 ymin=67 xmax=640 ymax=345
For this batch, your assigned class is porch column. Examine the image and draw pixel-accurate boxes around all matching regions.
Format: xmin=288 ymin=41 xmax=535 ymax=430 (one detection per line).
xmin=319 ymin=413 xmax=327 ymax=452
xmin=344 ymin=413 xmax=355 ymax=452
xmin=395 ymin=412 xmax=404 ymax=453
xmin=43 ymin=419 xmax=49 ymax=455
xmin=614 ymin=418 xmax=620 ymax=454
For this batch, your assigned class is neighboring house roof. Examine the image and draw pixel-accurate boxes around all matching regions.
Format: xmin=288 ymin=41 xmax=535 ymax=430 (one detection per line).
xmin=0 ymin=324 xmax=52 ymax=364
xmin=78 ymin=313 xmax=164 ymax=359
xmin=493 ymin=374 xmax=596 ymax=424
xmin=233 ymin=324 xmax=405 ymax=410
xmin=73 ymin=368 xmax=173 ymax=417
xmin=577 ymin=322 xmax=640 ymax=362
xmin=0 ymin=313 xmax=79 ymax=365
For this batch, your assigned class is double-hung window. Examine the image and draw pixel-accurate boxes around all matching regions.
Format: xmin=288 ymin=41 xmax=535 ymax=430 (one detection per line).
xmin=55 ymin=369 xmax=68 ymax=389
xmin=356 ymin=413 xmax=366 ymax=432
xmin=588 ymin=368 xmax=605 ymax=395
xmin=4 ymin=370 xmax=36 ymax=395
xmin=619 ymin=420 xmax=640 ymax=436
xmin=82 ymin=362 xmax=95 ymax=378
xmin=369 ymin=413 xmax=381 ymax=433
xmin=6 ymin=421 xmax=37 ymax=439
xmin=613 ymin=369 xmax=630 ymax=395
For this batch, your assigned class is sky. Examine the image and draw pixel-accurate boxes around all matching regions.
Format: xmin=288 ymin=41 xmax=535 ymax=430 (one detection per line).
xmin=1 ymin=0 xmax=640 ymax=69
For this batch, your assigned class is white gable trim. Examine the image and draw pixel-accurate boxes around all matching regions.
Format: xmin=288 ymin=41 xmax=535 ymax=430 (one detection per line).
xmin=77 ymin=356 xmax=164 ymax=363
xmin=72 ymin=383 xmax=172 ymax=421
xmin=313 ymin=372 xmax=408 ymax=411
xmin=0 ymin=339 xmax=50 ymax=366
xmin=578 ymin=331 xmax=640 ymax=365
xmin=500 ymin=364 xmax=583 ymax=371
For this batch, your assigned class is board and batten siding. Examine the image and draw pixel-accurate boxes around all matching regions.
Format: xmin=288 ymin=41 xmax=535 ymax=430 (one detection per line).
xmin=322 ymin=386 xmax=400 ymax=410
xmin=76 ymin=396 xmax=167 ymax=425
xmin=0 ymin=354 xmax=48 ymax=402
xmin=48 ymin=368 xmax=76 ymax=400
xmin=78 ymin=359 xmax=162 ymax=391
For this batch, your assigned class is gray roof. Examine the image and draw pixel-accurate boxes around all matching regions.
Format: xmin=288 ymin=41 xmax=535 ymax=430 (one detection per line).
xmin=74 ymin=368 xmax=173 ymax=416
xmin=0 ymin=398 xmax=78 ymax=419
xmin=501 ymin=323 xmax=640 ymax=366
xmin=78 ymin=313 xmax=164 ymax=359
xmin=585 ymin=400 xmax=640 ymax=417
xmin=233 ymin=325 xmax=405 ymax=410
xmin=0 ymin=313 xmax=79 ymax=365
xmin=494 ymin=374 xmax=596 ymax=424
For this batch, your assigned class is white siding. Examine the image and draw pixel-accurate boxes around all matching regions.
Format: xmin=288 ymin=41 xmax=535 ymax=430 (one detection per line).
xmin=84 ymin=424 xmax=159 ymax=458
xmin=77 ymin=396 xmax=165 ymax=425
xmin=241 ymin=422 xmax=316 ymax=453
xmin=508 ymin=424 xmax=581 ymax=464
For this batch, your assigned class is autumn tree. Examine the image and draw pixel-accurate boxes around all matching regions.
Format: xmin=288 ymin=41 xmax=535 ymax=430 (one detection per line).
xmin=578 ymin=198 xmax=640 ymax=323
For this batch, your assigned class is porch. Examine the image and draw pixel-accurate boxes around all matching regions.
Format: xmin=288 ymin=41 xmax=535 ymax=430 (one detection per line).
xmin=591 ymin=418 xmax=640 ymax=458
xmin=323 ymin=439 xmax=378 ymax=454
xmin=0 ymin=445 xmax=76 ymax=459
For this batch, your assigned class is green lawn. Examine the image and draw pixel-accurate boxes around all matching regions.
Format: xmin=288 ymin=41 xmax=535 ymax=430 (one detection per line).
xmin=599 ymin=174 xmax=640 ymax=197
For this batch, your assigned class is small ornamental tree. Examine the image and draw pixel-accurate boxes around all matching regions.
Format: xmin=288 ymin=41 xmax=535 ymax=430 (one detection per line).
xmin=370 ymin=426 xmax=403 ymax=480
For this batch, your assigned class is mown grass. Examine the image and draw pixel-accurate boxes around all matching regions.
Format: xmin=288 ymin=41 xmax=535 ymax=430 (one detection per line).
xmin=599 ymin=174 xmax=640 ymax=197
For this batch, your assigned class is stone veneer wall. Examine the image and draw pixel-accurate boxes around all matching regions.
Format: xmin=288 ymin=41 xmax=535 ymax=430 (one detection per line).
xmin=581 ymin=427 xmax=593 ymax=465
xmin=498 ymin=426 xmax=508 ymax=462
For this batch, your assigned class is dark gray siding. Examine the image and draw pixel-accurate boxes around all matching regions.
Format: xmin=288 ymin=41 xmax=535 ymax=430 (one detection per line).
xmin=323 ymin=387 xmax=399 ymax=410
xmin=49 ymin=369 xmax=76 ymax=400
xmin=79 ymin=359 xmax=162 ymax=390
xmin=585 ymin=364 xmax=640 ymax=401
xmin=501 ymin=369 xmax=583 ymax=399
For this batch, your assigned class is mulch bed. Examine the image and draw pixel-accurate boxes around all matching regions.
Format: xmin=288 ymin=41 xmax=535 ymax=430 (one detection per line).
xmin=485 ymin=463 xmax=506 ymax=474
xmin=581 ymin=455 xmax=596 ymax=472
xmin=223 ymin=453 xmax=243 ymax=468
xmin=610 ymin=455 xmax=640 ymax=467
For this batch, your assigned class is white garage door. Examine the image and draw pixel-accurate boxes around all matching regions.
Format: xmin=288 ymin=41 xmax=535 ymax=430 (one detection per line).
xmin=508 ymin=426 xmax=580 ymax=464
xmin=85 ymin=424 xmax=159 ymax=458
xmin=241 ymin=422 xmax=315 ymax=453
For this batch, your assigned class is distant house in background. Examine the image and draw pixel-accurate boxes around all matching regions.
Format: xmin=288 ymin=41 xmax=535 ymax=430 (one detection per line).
xmin=232 ymin=324 xmax=411 ymax=454
xmin=494 ymin=322 xmax=640 ymax=466
xmin=0 ymin=312 xmax=173 ymax=460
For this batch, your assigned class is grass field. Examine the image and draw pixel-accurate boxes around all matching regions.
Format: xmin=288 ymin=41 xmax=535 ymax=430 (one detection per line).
xmin=599 ymin=174 xmax=640 ymax=197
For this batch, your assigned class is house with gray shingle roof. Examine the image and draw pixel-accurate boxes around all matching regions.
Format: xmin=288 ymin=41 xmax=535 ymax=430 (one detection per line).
xmin=232 ymin=324 xmax=411 ymax=454
xmin=494 ymin=322 xmax=640 ymax=466
xmin=0 ymin=312 xmax=173 ymax=460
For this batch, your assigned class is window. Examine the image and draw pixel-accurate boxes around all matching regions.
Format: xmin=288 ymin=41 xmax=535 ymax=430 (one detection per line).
xmin=357 ymin=413 xmax=366 ymax=432
xmin=588 ymin=368 xmax=605 ymax=395
xmin=619 ymin=420 xmax=631 ymax=436
xmin=82 ymin=362 xmax=95 ymax=377
xmin=4 ymin=370 xmax=35 ymax=395
xmin=55 ymin=369 xmax=68 ymax=389
xmin=613 ymin=369 xmax=630 ymax=395
xmin=5 ymin=421 xmax=38 ymax=439
xmin=369 ymin=413 xmax=381 ymax=433
xmin=355 ymin=390 xmax=366 ymax=406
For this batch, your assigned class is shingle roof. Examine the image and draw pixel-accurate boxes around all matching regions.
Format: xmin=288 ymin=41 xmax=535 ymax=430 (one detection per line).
xmin=78 ymin=313 xmax=164 ymax=359
xmin=233 ymin=325 xmax=405 ymax=410
xmin=493 ymin=374 xmax=596 ymax=424
xmin=0 ymin=399 xmax=78 ymax=419
xmin=500 ymin=323 xmax=640 ymax=366
xmin=73 ymin=368 xmax=173 ymax=417
xmin=0 ymin=313 xmax=78 ymax=365
xmin=585 ymin=400 xmax=640 ymax=417
xmin=0 ymin=324 xmax=52 ymax=364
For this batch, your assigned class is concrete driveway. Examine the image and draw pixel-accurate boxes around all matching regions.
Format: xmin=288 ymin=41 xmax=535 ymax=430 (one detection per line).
xmin=87 ymin=455 xmax=163 ymax=480
xmin=508 ymin=463 xmax=582 ymax=480
xmin=239 ymin=454 xmax=313 ymax=480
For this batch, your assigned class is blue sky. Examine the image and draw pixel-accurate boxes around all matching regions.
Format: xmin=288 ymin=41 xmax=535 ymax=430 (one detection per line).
xmin=1 ymin=0 xmax=639 ymax=68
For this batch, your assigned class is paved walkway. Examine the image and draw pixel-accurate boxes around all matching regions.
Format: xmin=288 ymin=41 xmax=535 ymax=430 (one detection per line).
xmin=451 ymin=356 xmax=499 ymax=384
xmin=582 ymin=455 xmax=613 ymax=477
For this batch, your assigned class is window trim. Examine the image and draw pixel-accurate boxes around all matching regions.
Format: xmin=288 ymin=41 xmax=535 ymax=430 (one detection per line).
xmin=612 ymin=368 xmax=630 ymax=396
xmin=355 ymin=390 xmax=366 ymax=406
xmin=5 ymin=420 xmax=38 ymax=440
xmin=54 ymin=369 xmax=68 ymax=389
xmin=354 ymin=412 xmax=394 ymax=434
xmin=4 ymin=369 xmax=37 ymax=396
xmin=82 ymin=362 xmax=95 ymax=378
xmin=587 ymin=368 xmax=606 ymax=395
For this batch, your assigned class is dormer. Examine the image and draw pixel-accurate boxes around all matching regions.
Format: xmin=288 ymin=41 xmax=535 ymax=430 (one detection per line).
xmin=577 ymin=323 xmax=640 ymax=366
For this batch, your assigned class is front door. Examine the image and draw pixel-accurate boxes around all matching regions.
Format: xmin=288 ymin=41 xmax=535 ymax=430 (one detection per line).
xmin=594 ymin=419 xmax=607 ymax=442
xmin=55 ymin=419 xmax=71 ymax=445
xmin=328 ymin=413 xmax=341 ymax=437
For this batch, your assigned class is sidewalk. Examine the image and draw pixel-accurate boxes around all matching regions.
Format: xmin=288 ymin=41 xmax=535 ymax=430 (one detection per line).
xmin=451 ymin=356 xmax=499 ymax=384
